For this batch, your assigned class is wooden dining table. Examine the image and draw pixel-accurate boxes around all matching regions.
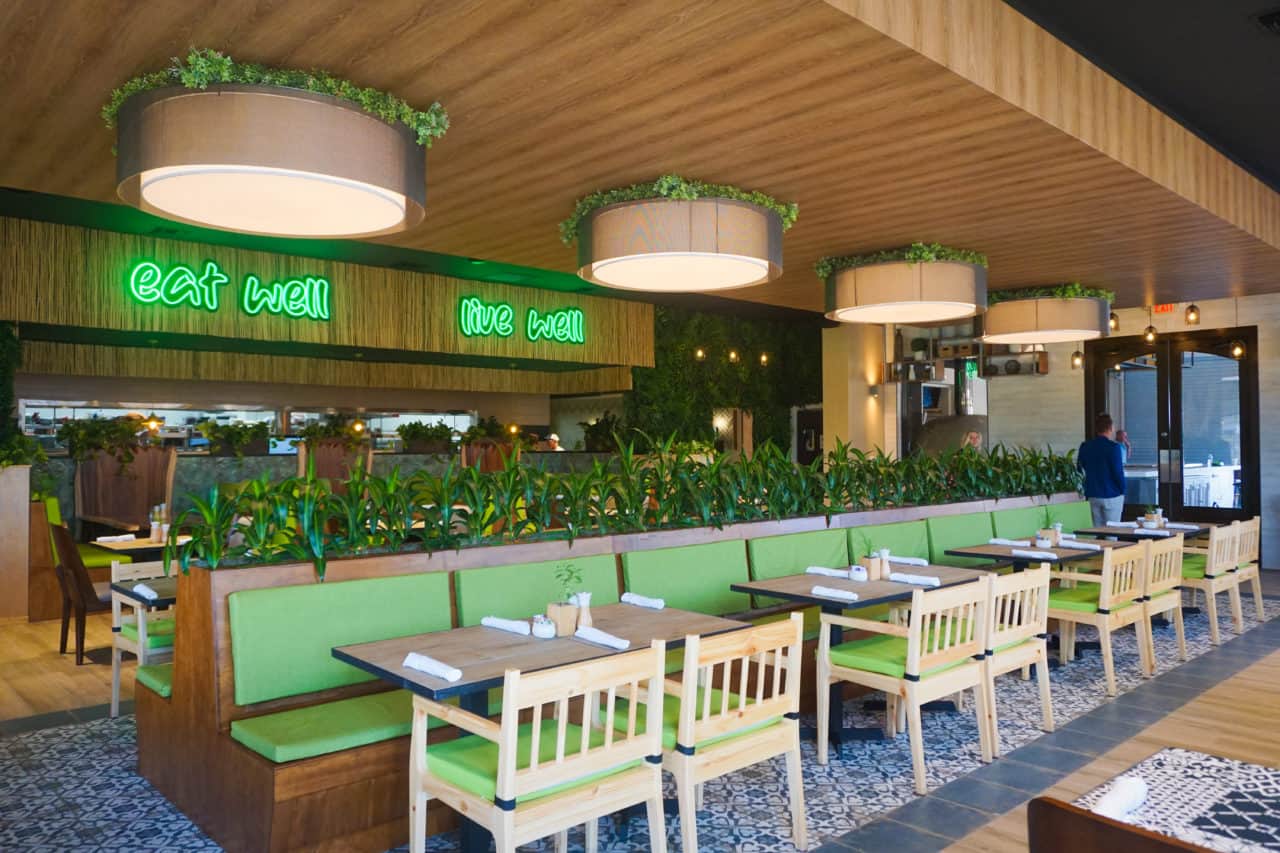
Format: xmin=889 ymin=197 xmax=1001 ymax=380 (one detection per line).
xmin=332 ymin=603 xmax=748 ymax=853
xmin=1073 ymin=522 xmax=1215 ymax=542
xmin=109 ymin=575 xmax=179 ymax=609
xmin=93 ymin=535 xmax=191 ymax=562
xmin=944 ymin=538 xmax=1134 ymax=572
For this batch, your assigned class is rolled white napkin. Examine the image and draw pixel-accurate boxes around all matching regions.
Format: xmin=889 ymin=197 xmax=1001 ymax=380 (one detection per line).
xmin=1060 ymin=540 xmax=1103 ymax=552
xmin=1092 ymin=775 xmax=1148 ymax=822
xmin=990 ymin=538 xmax=1032 ymax=547
xmin=621 ymin=592 xmax=664 ymax=610
xmin=1163 ymin=522 xmax=1199 ymax=530
xmin=886 ymin=555 xmax=929 ymax=567
xmin=481 ymin=616 xmax=531 ymax=636
xmin=811 ymin=585 xmax=859 ymax=602
xmin=402 ymin=652 xmax=462 ymax=682
xmin=1011 ymin=549 xmax=1058 ymax=560
xmin=132 ymin=582 xmax=159 ymax=600
xmin=96 ymin=534 xmax=136 ymax=543
xmin=806 ymin=566 xmax=851 ymax=579
xmin=575 ymin=625 xmax=630 ymax=650
xmin=1132 ymin=529 xmax=1173 ymax=537
xmin=889 ymin=572 xmax=942 ymax=587
xmin=1111 ymin=521 xmax=1140 ymax=528
xmin=848 ymin=565 xmax=869 ymax=582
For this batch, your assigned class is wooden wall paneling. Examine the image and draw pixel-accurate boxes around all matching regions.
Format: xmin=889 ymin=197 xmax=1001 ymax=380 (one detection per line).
xmin=0 ymin=466 xmax=31 ymax=619
xmin=26 ymin=500 xmax=61 ymax=622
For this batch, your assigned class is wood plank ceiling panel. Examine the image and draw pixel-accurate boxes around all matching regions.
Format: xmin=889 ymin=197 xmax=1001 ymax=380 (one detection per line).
xmin=0 ymin=0 xmax=1277 ymax=313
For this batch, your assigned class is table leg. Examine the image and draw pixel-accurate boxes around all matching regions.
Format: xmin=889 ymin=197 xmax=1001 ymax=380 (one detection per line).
xmin=458 ymin=692 xmax=492 ymax=853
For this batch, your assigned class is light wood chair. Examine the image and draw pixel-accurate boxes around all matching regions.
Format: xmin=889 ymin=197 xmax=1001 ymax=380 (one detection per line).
xmin=818 ymin=577 xmax=993 ymax=795
xmin=982 ymin=565 xmax=1054 ymax=756
xmin=1180 ymin=522 xmax=1241 ymax=645
xmin=1140 ymin=535 xmax=1187 ymax=674
xmin=662 ymin=612 xmax=806 ymax=852
xmin=409 ymin=642 xmax=668 ymax=853
xmin=1233 ymin=516 xmax=1264 ymax=629
xmin=1048 ymin=543 xmax=1148 ymax=697
xmin=110 ymin=558 xmax=175 ymax=717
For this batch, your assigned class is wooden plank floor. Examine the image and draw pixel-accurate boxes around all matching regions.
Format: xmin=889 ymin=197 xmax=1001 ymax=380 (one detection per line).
xmin=0 ymin=612 xmax=133 ymax=721
xmin=945 ymin=648 xmax=1280 ymax=852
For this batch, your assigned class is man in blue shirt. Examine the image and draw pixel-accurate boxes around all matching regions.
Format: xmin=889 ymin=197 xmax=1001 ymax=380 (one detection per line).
xmin=1078 ymin=413 xmax=1127 ymax=525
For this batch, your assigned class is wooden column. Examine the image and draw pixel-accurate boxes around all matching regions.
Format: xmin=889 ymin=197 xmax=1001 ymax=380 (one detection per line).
xmin=0 ymin=465 xmax=30 ymax=618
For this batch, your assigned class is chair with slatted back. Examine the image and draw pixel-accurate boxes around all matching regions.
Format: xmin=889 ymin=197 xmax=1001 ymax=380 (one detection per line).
xmin=50 ymin=524 xmax=112 ymax=665
xmin=818 ymin=578 xmax=993 ymax=795
xmin=409 ymin=642 xmax=668 ymax=853
xmin=1180 ymin=522 xmax=1241 ymax=645
xmin=1232 ymin=517 xmax=1263 ymax=630
xmin=660 ymin=612 xmax=806 ymax=851
xmin=1048 ymin=542 xmax=1148 ymax=697
xmin=1141 ymin=534 xmax=1187 ymax=674
xmin=982 ymin=565 xmax=1054 ymax=756
xmin=110 ymin=559 xmax=175 ymax=717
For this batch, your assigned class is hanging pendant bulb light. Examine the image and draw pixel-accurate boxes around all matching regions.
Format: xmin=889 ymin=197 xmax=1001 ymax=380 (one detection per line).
xmin=1071 ymin=349 xmax=1084 ymax=369
xmin=1142 ymin=307 xmax=1158 ymax=343
xmin=1109 ymin=312 xmax=1119 ymax=331
xmin=1185 ymin=304 xmax=1200 ymax=325
xmin=1230 ymin=339 xmax=1246 ymax=359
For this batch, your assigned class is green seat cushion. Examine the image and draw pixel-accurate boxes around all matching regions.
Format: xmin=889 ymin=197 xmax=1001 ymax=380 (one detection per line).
xmin=136 ymin=663 xmax=173 ymax=698
xmin=1181 ymin=554 xmax=1208 ymax=579
xmin=79 ymin=544 xmax=131 ymax=568
xmin=927 ymin=513 xmax=996 ymax=568
xmin=120 ymin=617 xmax=175 ymax=649
xmin=614 ymin=687 xmax=780 ymax=750
xmin=1046 ymin=501 xmax=1093 ymax=534
xmin=622 ymin=541 xmax=750 ymax=616
xmin=991 ymin=506 xmax=1049 ymax=540
xmin=828 ymin=633 xmax=966 ymax=680
xmin=848 ymin=521 xmax=930 ymax=563
xmin=427 ymin=719 xmax=638 ymax=803
xmin=455 ymin=554 xmax=620 ymax=627
xmin=231 ymin=689 xmax=442 ymax=764
xmin=1048 ymin=584 xmax=1137 ymax=613
xmin=228 ymin=572 xmax=453 ymax=706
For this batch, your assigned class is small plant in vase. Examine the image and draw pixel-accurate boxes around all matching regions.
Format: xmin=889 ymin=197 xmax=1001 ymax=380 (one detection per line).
xmin=1143 ymin=505 xmax=1164 ymax=527
xmin=547 ymin=561 xmax=582 ymax=637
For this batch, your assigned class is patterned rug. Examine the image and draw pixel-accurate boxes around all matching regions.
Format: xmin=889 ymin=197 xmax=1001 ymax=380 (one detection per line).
xmin=0 ymin=597 xmax=1275 ymax=853
xmin=1076 ymin=747 xmax=1280 ymax=852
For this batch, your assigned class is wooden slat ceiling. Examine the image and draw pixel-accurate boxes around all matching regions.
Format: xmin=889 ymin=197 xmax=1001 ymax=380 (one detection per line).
xmin=0 ymin=0 xmax=1277 ymax=313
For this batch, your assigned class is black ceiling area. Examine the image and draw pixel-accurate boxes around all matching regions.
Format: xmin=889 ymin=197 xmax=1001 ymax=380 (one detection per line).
xmin=1005 ymin=0 xmax=1280 ymax=193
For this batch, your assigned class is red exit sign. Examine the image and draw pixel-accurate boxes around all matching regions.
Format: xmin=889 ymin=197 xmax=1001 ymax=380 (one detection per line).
xmin=1152 ymin=303 xmax=1175 ymax=313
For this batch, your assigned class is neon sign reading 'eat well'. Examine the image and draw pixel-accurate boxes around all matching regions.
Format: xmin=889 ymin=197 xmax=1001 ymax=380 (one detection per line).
xmin=127 ymin=259 xmax=331 ymax=320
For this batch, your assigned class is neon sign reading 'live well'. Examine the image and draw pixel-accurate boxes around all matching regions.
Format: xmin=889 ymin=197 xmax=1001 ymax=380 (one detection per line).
xmin=458 ymin=296 xmax=585 ymax=344
xmin=127 ymin=259 xmax=331 ymax=321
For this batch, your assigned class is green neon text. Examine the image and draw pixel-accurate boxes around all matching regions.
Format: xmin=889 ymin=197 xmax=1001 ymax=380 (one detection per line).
xmin=526 ymin=307 xmax=585 ymax=344
xmin=126 ymin=259 xmax=330 ymax=322
xmin=458 ymin=296 xmax=514 ymax=338
xmin=241 ymin=274 xmax=332 ymax=320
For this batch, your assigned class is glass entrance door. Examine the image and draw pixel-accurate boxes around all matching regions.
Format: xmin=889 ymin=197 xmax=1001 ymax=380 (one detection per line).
xmin=1085 ymin=327 xmax=1258 ymax=521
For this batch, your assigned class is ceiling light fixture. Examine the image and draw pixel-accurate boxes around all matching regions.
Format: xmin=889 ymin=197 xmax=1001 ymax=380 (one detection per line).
xmin=982 ymin=296 xmax=1110 ymax=344
xmin=1109 ymin=312 xmax=1120 ymax=331
xmin=1230 ymin=339 xmax=1246 ymax=359
xmin=1071 ymin=349 xmax=1084 ymax=369
xmin=1185 ymin=304 xmax=1200 ymax=325
xmin=1142 ymin=308 xmax=1158 ymax=344
xmin=824 ymin=258 xmax=986 ymax=324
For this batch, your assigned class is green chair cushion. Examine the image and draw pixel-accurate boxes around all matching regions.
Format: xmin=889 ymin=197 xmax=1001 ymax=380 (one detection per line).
xmin=927 ymin=513 xmax=997 ymax=568
xmin=1181 ymin=553 xmax=1208 ymax=579
xmin=613 ymin=687 xmax=780 ymax=750
xmin=991 ymin=506 xmax=1049 ymax=540
xmin=848 ymin=521 xmax=930 ymax=563
xmin=426 ymin=719 xmax=638 ymax=803
xmin=120 ymin=618 xmax=175 ymax=649
xmin=828 ymin=633 xmax=966 ymax=680
xmin=621 ymin=540 xmax=750 ymax=616
xmin=136 ymin=663 xmax=173 ymax=698
xmin=1046 ymin=500 xmax=1093 ymax=535
xmin=1048 ymin=584 xmax=1137 ymax=613
xmin=454 ymin=554 xmax=620 ymax=627
xmin=228 ymin=572 xmax=452 ymax=706
xmin=79 ymin=544 xmax=131 ymax=568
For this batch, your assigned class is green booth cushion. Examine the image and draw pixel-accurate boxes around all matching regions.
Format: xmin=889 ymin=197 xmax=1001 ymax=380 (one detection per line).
xmin=747 ymin=529 xmax=849 ymax=582
xmin=426 ymin=718 xmax=638 ymax=803
xmin=228 ymin=572 xmax=452 ymax=706
xmin=1181 ymin=553 xmax=1208 ymax=579
xmin=927 ymin=513 xmax=996 ymax=568
xmin=120 ymin=618 xmax=175 ymax=649
xmin=621 ymin=540 xmax=750 ymax=616
xmin=136 ymin=663 xmax=173 ymax=698
xmin=828 ymin=633 xmax=965 ymax=680
xmin=991 ymin=506 xmax=1049 ymax=540
xmin=1046 ymin=500 xmax=1093 ymax=534
xmin=454 ymin=554 xmax=620 ymax=627
xmin=848 ymin=521 xmax=930 ymax=564
xmin=1048 ymin=584 xmax=1137 ymax=613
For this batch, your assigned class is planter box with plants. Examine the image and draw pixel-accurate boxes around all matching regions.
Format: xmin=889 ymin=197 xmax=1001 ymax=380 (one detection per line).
xmin=198 ymin=420 xmax=271 ymax=457
xmin=396 ymin=419 xmax=455 ymax=454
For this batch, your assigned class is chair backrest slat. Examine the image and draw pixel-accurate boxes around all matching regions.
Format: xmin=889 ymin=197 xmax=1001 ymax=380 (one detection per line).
xmin=1205 ymin=523 xmax=1240 ymax=577
xmin=1145 ymin=535 xmax=1184 ymax=598
xmin=1237 ymin=517 xmax=1261 ymax=565
xmin=1098 ymin=544 xmax=1145 ymax=610
xmin=987 ymin=566 xmax=1050 ymax=653
xmin=111 ymin=558 xmax=172 ymax=584
xmin=906 ymin=578 xmax=990 ymax=677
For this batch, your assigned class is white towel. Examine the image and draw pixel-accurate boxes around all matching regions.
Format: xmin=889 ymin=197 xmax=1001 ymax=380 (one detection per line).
xmin=575 ymin=625 xmax=630 ymax=650
xmin=886 ymin=555 xmax=929 ymax=567
xmin=481 ymin=616 xmax=531 ymax=636
xmin=806 ymin=566 xmax=851 ymax=579
xmin=1163 ymin=522 xmax=1199 ymax=530
xmin=1060 ymin=540 xmax=1103 ymax=552
xmin=1132 ymin=528 xmax=1173 ymax=537
xmin=1011 ymin=549 xmax=1058 ymax=560
xmin=848 ymin=565 xmax=869 ymax=582
xmin=132 ymin=582 xmax=159 ymax=600
xmin=96 ymin=534 xmax=136 ymax=543
xmin=811 ymin=585 xmax=859 ymax=602
xmin=990 ymin=538 xmax=1032 ymax=547
xmin=1092 ymin=775 xmax=1148 ymax=822
xmin=889 ymin=572 xmax=942 ymax=587
xmin=621 ymin=592 xmax=665 ymax=610
xmin=402 ymin=652 xmax=462 ymax=682
xmin=1111 ymin=521 xmax=1140 ymax=528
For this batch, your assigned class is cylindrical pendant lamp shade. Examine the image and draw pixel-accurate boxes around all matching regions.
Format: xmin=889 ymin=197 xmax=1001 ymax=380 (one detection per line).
xmin=824 ymin=261 xmax=986 ymax=324
xmin=982 ymin=297 xmax=1110 ymax=344
xmin=116 ymin=85 xmax=426 ymax=238
xmin=576 ymin=198 xmax=783 ymax=292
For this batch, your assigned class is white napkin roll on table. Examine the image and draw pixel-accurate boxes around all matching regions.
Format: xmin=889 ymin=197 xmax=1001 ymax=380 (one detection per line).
xmin=402 ymin=652 xmax=462 ymax=683
xmin=1163 ymin=522 xmax=1199 ymax=530
xmin=806 ymin=566 xmax=851 ymax=579
xmin=96 ymin=534 xmax=137 ymax=543
xmin=1060 ymin=540 xmax=1103 ymax=551
xmin=481 ymin=616 xmax=532 ymax=636
xmin=886 ymin=555 xmax=929 ymax=567
xmin=989 ymin=538 xmax=1032 ymax=547
xmin=132 ymin=582 xmax=159 ymax=600
xmin=1111 ymin=521 xmax=1140 ymax=528
xmin=1011 ymin=549 xmax=1058 ymax=560
xmin=1133 ymin=529 xmax=1173 ymax=537
xmin=889 ymin=572 xmax=942 ymax=587
xmin=621 ymin=592 xmax=665 ymax=610
xmin=575 ymin=626 xmax=630 ymax=650
xmin=811 ymin=585 xmax=859 ymax=602
xmin=1091 ymin=775 xmax=1148 ymax=822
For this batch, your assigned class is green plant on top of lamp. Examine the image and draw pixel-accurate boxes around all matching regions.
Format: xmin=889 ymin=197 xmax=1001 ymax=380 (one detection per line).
xmin=396 ymin=420 xmax=454 ymax=443
xmin=987 ymin=282 xmax=1116 ymax=305
xmin=814 ymin=242 xmax=988 ymax=282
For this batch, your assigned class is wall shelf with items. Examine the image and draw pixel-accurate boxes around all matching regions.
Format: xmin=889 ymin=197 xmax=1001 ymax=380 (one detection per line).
xmin=884 ymin=359 xmax=947 ymax=384
xmin=981 ymin=348 xmax=1049 ymax=377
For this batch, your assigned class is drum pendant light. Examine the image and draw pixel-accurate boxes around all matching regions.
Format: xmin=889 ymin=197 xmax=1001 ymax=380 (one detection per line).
xmin=819 ymin=244 xmax=988 ymax=324
xmin=982 ymin=296 xmax=1110 ymax=344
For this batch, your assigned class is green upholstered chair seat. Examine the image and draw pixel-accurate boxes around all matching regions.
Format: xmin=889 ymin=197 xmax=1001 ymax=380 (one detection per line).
xmin=120 ymin=618 xmax=175 ymax=649
xmin=1048 ymin=584 xmax=1137 ymax=613
xmin=1046 ymin=501 xmax=1093 ymax=534
xmin=79 ymin=544 xmax=130 ymax=568
xmin=622 ymin=540 xmax=750 ymax=616
xmin=927 ymin=513 xmax=996 ymax=568
xmin=828 ymin=633 xmax=966 ymax=680
xmin=136 ymin=663 xmax=173 ymax=698
xmin=848 ymin=521 xmax=930 ymax=564
xmin=454 ymin=555 xmax=620 ymax=627
xmin=426 ymin=719 xmax=639 ymax=803
xmin=1181 ymin=554 xmax=1209 ymax=579
xmin=613 ymin=687 xmax=779 ymax=751
xmin=991 ymin=506 xmax=1050 ymax=540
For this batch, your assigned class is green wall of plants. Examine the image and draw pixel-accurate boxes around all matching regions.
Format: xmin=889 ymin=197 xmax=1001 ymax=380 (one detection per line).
xmin=625 ymin=305 xmax=822 ymax=450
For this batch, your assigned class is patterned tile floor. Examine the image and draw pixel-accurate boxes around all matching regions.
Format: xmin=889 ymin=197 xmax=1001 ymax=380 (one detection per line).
xmin=0 ymin=595 xmax=1275 ymax=853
